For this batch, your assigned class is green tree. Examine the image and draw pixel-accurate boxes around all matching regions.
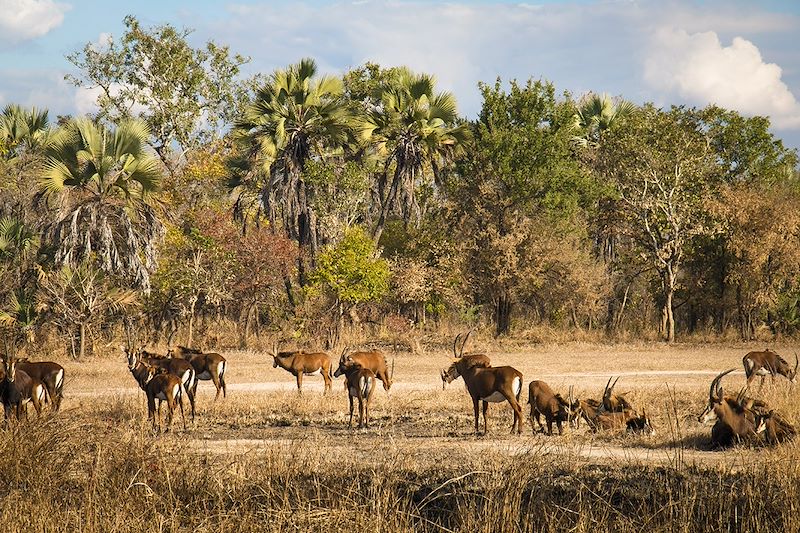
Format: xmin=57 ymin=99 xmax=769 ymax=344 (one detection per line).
xmin=449 ymin=79 xmax=602 ymax=336
xmin=361 ymin=68 xmax=469 ymax=243
xmin=66 ymin=15 xmax=250 ymax=175
xmin=41 ymin=117 xmax=164 ymax=293
xmin=594 ymin=105 xmax=716 ymax=342
xmin=231 ymin=58 xmax=356 ymax=279
xmin=571 ymin=92 xmax=635 ymax=148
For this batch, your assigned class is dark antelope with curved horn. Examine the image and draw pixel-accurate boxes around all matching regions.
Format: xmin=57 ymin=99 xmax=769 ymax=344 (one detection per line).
xmin=442 ymin=331 xmax=490 ymax=390
xmin=742 ymin=349 xmax=798 ymax=389
xmin=699 ymin=368 xmax=765 ymax=447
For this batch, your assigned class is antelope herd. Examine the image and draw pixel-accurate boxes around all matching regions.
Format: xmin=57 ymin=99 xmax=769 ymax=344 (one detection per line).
xmin=0 ymin=333 xmax=797 ymax=449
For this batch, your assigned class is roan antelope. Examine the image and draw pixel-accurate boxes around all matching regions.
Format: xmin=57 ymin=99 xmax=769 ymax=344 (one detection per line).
xmin=15 ymin=359 xmax=65 ymax=412
xmin=442 ymin=358 xmax=523 ymax=435
xmin=336 ymin=348 xmax=392 ymax=391
xmin=0 ymin=355 xmax=45 ymax=421
xmin=527 ymin=380 xmax=577 ymax=436
xmin=271 ymin=345 xmax=333 ymax=393
xmin=698 ymin=368 xmax=765 ymax=448
xmin=334 ymin=356 xmax=377 ymax=428
xmin=170 ymin=346 xmax=227 ymax=400
xmin=442 ymin=331 xmax=490 ymax=390
xmin=742 ymin=349 xmax=798 ymax=388
xmin=126 ymin=349 xmax=186 ymax=432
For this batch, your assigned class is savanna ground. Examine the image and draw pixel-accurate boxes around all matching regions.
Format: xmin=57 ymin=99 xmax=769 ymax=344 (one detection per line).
xmin=3 ymin=340 xmax=800 ymax=532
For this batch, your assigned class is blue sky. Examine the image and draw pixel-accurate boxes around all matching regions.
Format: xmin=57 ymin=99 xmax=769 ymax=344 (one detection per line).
xmin=2 ymin=0 xmax=800 ymax=153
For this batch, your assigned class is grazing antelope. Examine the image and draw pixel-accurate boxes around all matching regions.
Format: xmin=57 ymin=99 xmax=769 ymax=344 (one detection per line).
xmin=170 ymin=346 xmax=227 ymax=400
xmin=442 ymin=358 xmax=523 ymax=435
xmin=442 ymin=332 xmax=491 ymax=390
xmin=336 ymin=348 xmax=392 ymax=391
xmin=15 ymin=359 xmax=65 ymax=412
xmin=527 ymin=380 xmax=576 ymax=436
xmin=126 ymin=349 xmax=186 ymax=432
xmin=698 ymin=368 xmax=765 ymax=448
xmin=334 ymin=356 xmax=377 ymax=428
xmin=0 ymin=355 xmax=45 ymax=421
xmin=742 ymin=349 xmax=798 ymax=388
xmin=271 ymin=345 xmax=333 ymax=393
xmin=138 ymin=348 xmax=197 ymax=421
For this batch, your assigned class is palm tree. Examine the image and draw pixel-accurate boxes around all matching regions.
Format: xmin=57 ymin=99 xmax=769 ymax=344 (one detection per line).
xmin=41 ymin=118 xmax=164 ymax=293
xmin=232 ymin=58 xmax=356 ymax=279
xmin=571 ymin=93 xmax=636 ymax=148
xmin=361 ymin=68 xmax=469 ymax=243
xmin=0 ymin=104 xmax=52 ymax=159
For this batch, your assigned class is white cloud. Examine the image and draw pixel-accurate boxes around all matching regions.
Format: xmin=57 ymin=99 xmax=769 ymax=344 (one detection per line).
xmin=644 ymin=28 xmax=800 ymax=129
xmin=0 ymin=0 xmax=70 ymax=44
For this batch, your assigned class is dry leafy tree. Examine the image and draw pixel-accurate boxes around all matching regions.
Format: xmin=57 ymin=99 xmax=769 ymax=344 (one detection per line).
xmin=40 ymin=118 xmax=164 ymax=294
xmin=594 ymin=105 xmax=716 ymax=342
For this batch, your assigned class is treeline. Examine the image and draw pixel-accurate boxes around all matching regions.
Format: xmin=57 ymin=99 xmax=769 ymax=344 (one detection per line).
xmin=1 ymin=17 xmax=799 ymax=356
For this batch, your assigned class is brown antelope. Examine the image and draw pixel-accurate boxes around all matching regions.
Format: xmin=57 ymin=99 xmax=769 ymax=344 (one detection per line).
xmin=698 ymin=368 xmax=765 ymax=447
xmin=527 ymin=380 xmax=576 ymax=436
xmin=742 ymin=349 xmax=798 ymax=388
xmin=336 ymin=348 xmax=392 ymax=391
xmin=442 ymin=332 xmax=491 ymax=390
xmin=12 ymin=358 xmax=64 ymax=412
xmin=0 ymin=354 xmax=45 ymax=421
xmin=758 ymin=411 xmax=797 ymax=444
xmin=442 ymin=357 xmax=523 ymax=435
xmin=580 ymin=378 xmax=641 ymax=432
xmin=271 ymin=344 xmax=333 ymax=393
xmin=125 ymin=349 xmax=186 ymax=432
xmin=334 ymin=356 xmax=377 ymax=428
xmin=598 ymin=377 xmax=634 ymax=413
xmin=170 ymin=346 xmax=227 ymax=400
xmin=138 ymin=348 xmax=197 ymax=421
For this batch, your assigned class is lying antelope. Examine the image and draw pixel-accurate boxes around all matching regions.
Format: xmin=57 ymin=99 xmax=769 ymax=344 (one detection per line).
xmin=742 ymin=349 xmax=798 ymax=388
xmin=527 ymin=380 xmax=578 ymax=436
xmin=132 ymin=347 xmax=197 ymax=421
xmin=271 ymin=345 xmax=333 ymax=393
xmin=581 ymin=378 xmax=645 ymax=433
xmin=698 ymin=368 xmax=765 ymax=448
xmin=442 ymin=332 xmax=490 ymax=390
xmin=336 ymin=349 xmax=392 ymax=391
xmin=0 ymin=355 xmax=45 ymax=421
xmin=126 ymin=350 xmax=186 ymax=432
xmin=16 ymin=359 xmax=65 ymax=412
xmin=334 ymin=355 xmax=377 ymax=428
xmin=170 ymin=346 xmax=227 ymax=400
xmin=442 ymin=358 xmax=523 ymax=435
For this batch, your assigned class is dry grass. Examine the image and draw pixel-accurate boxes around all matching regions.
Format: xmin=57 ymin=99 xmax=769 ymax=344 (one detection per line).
xmin=1 ymin=341 xmax=799 ymax=531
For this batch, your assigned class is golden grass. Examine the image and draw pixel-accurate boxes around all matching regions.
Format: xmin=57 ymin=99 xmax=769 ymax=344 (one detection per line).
xmin=1 ymin=341 xmax=799 ymax=531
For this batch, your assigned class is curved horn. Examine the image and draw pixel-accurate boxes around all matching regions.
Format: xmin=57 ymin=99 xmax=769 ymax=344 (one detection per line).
xmin=452 ymin=334 xmax=462 ymax=358
xmin=794 ymin=353 xmax=798 ymax=376
xmin=710 ymin=368 xmax=736 ymax=401
xmin=460 ymin=330 xmax=473 ymax=357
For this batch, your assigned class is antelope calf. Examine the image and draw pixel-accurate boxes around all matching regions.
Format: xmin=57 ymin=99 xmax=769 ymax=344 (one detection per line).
xmin=139 ymin=348 xmax=197 ymax=421
xmin=742 ymin=349 xmax=798 ymax=388
xmin=527 ymin=380 xmax=575 ymax=436
xmin=442 ymin=358 xmax=523 ymax=435
xmin=699 ymin=369 xmax=765 ymax=448
xmin=335 ymin=356 xmax=377 ymax=428
xmin=271 ymin=345 xmax=333 ymax=393
xmin=171 ymin=346 xmax=227 ymax=400
xmin=0 ymin=355 xmax=45 ymax=421
xmin=336 ymin=349 xmax=392 ymax=391
xmin=14 ymin=359 xmax=65 ymax=412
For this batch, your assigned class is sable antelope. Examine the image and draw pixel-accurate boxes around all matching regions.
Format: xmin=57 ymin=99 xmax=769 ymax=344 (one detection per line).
xmin=699 ymin=368 xmax=765 ymax=448
xmin=15 ymin=359 xmax=65 ymax=412
xmin=527 ymin=380 xmax=577 ymax=436
xmin=442 ymin=358 xmax=523 ymax=435
xmin=125 ymin=349 xmax=186 ymax=432
xmin=442 ymin=331 xmax=490 ymax=390
xmin=742 ymin=349 xmax=798 ymax=388
xmin=335 ymin=356 xmax=377 ymax=428
xmin=759 ymin=411 xmax=797 ymax=445
xmin=137 ymin=348 xmax=197 ymax=421
xmin=580 ymin=379 xmax=640 ymax=432
xmin=0 ymin=354 xmax=45 ymax=421
xmin=625 ymin=409 xmax=656 ymax=435
xmin=336 ymin=348 xmax=392 ymax=391
xmin=170 ymin=346 xmax=227 ymax=400
xmin=271 ymin=344 xmax=333 ymax=393
xmin=598 ymin=377 xmax=634 ymax=414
